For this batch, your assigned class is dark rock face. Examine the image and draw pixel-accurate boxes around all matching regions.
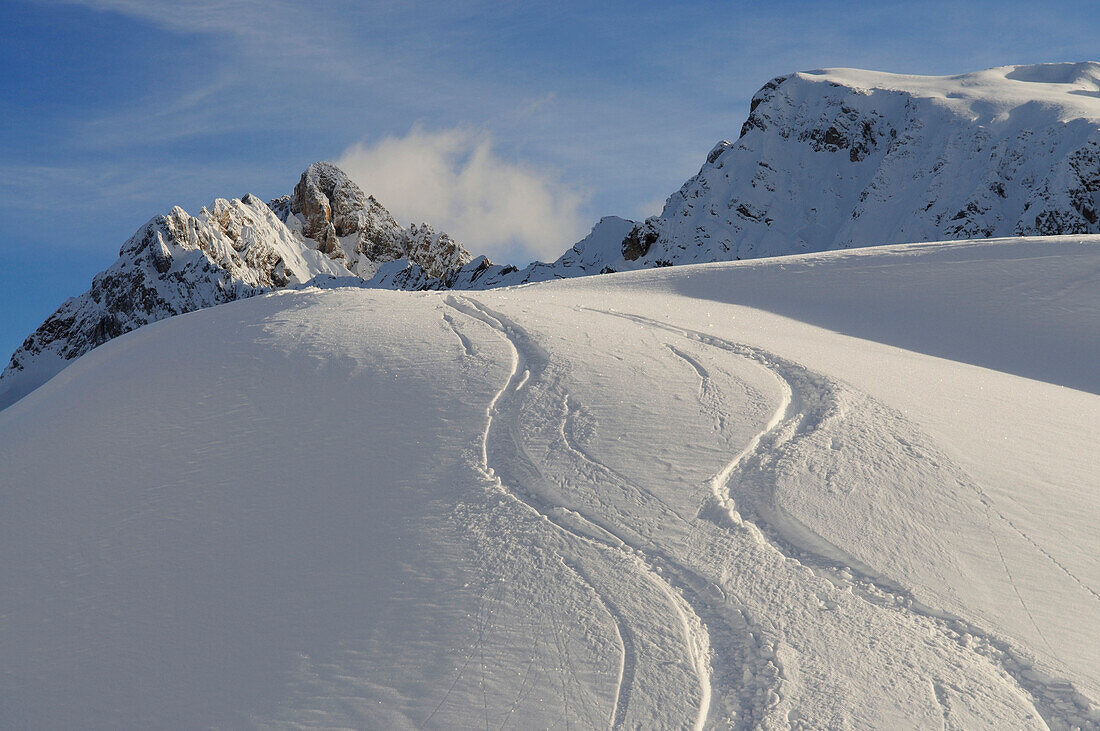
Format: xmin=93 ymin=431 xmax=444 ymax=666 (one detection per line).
xmin=1023 ymin=137 xmax=1100 ymax=235
xmin=622 ymin=225 xmax=659 ymax=261
xmin=740 ymin=74 xmax=792 ymax=138
xmin=288 ymin=161 xmax=402 ymax=265
xmin=795 ymin=102 xmax=893 ymax=162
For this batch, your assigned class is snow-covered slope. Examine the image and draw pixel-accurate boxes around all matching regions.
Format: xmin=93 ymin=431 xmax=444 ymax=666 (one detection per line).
xmin=0 ymin=162 xmax=472 ymax=408
xmin=2 ymin=236 xmax=1097 ymax=728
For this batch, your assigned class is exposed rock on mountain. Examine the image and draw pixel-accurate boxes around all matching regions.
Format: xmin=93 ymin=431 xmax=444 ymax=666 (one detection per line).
xmin=365 ymin=216 xmax=638 ymax=291
xmin=271 ymin=162 xmax=470 ymax=278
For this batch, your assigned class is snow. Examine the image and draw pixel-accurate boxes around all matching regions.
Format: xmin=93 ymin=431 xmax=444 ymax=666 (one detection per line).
xmin=805 ymin=63 xmax=1100 ymax=124
xmin=2 ymin=235 xmax=1097 ymax=728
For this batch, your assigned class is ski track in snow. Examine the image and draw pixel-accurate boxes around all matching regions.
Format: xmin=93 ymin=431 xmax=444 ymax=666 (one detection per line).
xmin=664 ymin=344 xmax=722 ymax=432
xmin=444 ymin=295 xmax=717 ymax=730
xmin=441 ymin=311 xmax=476 ymax=358
xmin=562 ymin=558 xmax=633 ymax=730
xmin=587 ymin=307 xmax=1098 ymax=731
xmin=665 ymin=341 xmax=793 ymax=531
xmin=559 ymin=392 xmax=695 ymax=525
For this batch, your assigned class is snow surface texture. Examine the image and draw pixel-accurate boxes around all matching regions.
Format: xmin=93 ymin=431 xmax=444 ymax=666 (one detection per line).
xmin=2 ymin=237 xmax=1098 ymax=729
xmin=7 ymin=63 xmax=1100 ymax=409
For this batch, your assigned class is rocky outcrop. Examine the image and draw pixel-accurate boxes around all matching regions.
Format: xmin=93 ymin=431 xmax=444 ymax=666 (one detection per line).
xmin=355 ymin=216 xmax=639 ymax=291
xmin=271 ymin=162 xmax=472 ymax=279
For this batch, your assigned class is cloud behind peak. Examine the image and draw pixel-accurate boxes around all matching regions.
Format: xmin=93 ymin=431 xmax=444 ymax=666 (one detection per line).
xmin=336 ymin=126 xmax=588 ymax=264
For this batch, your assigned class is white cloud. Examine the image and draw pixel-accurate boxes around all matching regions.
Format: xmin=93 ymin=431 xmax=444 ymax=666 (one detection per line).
xmin=336 ymin=127 xmax=589 ymax=263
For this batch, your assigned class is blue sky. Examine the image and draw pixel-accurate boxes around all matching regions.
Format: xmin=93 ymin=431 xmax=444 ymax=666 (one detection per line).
xmin=2 ymin=0 xmax=1098 ymax=361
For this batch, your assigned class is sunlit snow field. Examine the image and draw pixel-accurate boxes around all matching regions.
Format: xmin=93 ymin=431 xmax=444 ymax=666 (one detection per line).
xmin=1 ymin=236 xmax=1098 ymax=729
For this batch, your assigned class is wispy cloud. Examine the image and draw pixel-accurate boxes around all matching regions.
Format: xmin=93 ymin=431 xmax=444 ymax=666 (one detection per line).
xmin=0 ymin=159 xmax=286 ymax=242
xmin=42 ymin=0 xmax=348 ymax=69
xmin=337 ymin=126 xmax=589 ymax=263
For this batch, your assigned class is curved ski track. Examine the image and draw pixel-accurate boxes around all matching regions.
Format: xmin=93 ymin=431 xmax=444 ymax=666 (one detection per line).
xmin=589 ymin=307 xmax=1098 ymax=731
xmin=445 ymin=295 xmax=726 ymax=730
xmin=443 ymin=295 xmax=1096 ymax=729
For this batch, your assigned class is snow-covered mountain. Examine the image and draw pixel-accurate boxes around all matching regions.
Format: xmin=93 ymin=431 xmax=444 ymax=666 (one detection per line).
xmin=0 ymin=163 xmax=473 ymax=408
xmin=6 ymin=62 xmax=1100 ymax=408
xmin=2 ymin=236 xmax=1097 ymax=728
xmin=617 ymin=62 xmax=1100 ymax=267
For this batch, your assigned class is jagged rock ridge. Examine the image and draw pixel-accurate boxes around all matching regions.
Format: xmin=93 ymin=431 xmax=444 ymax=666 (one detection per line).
xmin=270 ymin=162 xmax=470 ymax=279
xmin=0 ymin=166 xmax=473 ymax=408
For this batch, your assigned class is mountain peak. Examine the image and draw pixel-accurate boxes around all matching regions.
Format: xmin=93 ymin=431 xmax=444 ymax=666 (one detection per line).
xmin=291 ymin=161 xmax=383 ymax=255
xmin=272 ymin=161 xmax=473 ymax=279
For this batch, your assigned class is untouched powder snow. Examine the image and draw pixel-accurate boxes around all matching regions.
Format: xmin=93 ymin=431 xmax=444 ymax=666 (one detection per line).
xmin=1 ymin=236 xmax=1098 ymax=728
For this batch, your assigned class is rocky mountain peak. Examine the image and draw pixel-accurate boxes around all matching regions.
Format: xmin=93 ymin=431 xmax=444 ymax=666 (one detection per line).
xmin=290 ymin=162 xmax=394 ymax=255
xmin=271 ymin=161 xmax=473 ymax=278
